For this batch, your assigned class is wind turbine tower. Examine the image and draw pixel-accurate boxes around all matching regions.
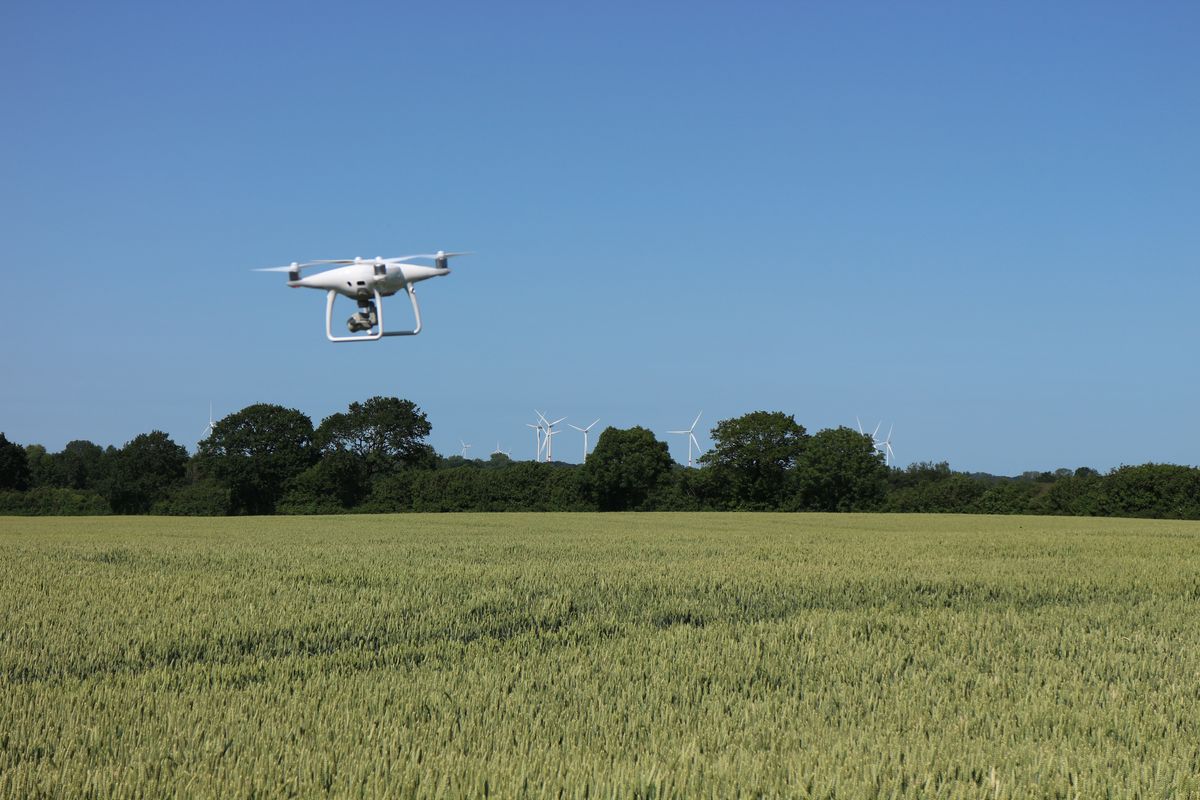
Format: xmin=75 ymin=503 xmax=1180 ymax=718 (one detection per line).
xmin=199 ymin=403 xmax=215 ymax=445
xmin=668 ymin=411 xmax=704 ymax=467
xmin=526 ymin=421 xmax=545 ymax=461
xmin=569 ymin=419 xmax=600 ymax=461
xmin=536 ymin=410 xmax=566 ymax=462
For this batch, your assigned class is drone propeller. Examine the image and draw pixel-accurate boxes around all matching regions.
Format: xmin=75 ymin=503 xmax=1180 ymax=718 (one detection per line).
xmin=401 ymin=251 xmax=473 ymax=260
xmin=301 ymin=256 xmax=375 ymax=266
xmin=256 ymin=252 xmax=471 ymax=272
xmin=311 ymin=252 xmax=473 ymax=266
xmin=254 ymin=261 xmax=326 ymax=273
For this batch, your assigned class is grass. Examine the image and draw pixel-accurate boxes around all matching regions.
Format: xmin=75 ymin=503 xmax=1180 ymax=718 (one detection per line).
xmin=1 ymin=513 xmax=1199 ymax=798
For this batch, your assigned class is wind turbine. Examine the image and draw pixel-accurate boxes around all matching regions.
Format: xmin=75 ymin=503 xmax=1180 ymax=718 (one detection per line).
xmin=491 ymin=441 xmax=511 ymax=458
xmin=200 ymin=402 xmax=215 ymax=443
xmin=879 ymin=424 xmax=895 ymax=467
xmin=526 ymin=421 xmax=545 ymax=461
xmin=569 ymin=419 xmax=600 ymax=461
xmin=856 ymin=417 xmax=892 ymax=465
xmin=536 ymin=410 xmax=566 ymax=462
xmin=856 ymin=417 xmax=882 ymax=444
xmin=668 ymin=411 xmax=704 ymax=467
xmin=460 ymin=440 xmax=472 ymax=459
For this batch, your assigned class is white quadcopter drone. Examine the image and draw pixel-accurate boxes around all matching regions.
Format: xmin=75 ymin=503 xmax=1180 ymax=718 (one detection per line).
xmin=256 ymin=251 xmax=468 ymax=342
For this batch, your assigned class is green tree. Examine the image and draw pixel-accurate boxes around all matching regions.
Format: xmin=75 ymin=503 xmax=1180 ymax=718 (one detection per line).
xmin=105 ymin=431 xmax=189 ymax=514
xmin=645 ymin=465 xmax=705 ymax=511
xmin=700 ymin=411 xmax=808 ymax=509
xmin=582 ymin=427 xmax=674 ymax=511
xmin=793 ymin=426 xmax=888 ymax=511
xmin=485 ymin=452 xmax=514 ymax=468
xmin=0 ymin=433 xmax=31 ymax=491
xmin=57 ymin=440 xmax=106 ymax=491
xmin=1097 ymin=464 xmax=1200 ymax=519
xmin=23 ymin=444 xmax=58 ymax=488
xmin=315 ymin=397 xmax=435 ymax=474
xmin=1038 ymin=472 xmax=1104 ymax=516
xmin=278 ymin=450 xmax=370 ymax=513
xmin=198 ymin=404 xmax=315 ymax=514
xmin=888 ymin=461 xmax=954 ymax=491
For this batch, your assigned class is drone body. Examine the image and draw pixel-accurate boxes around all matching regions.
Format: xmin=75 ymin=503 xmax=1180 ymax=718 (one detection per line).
xmin=257 ymin=251 xmax=467 ymax=342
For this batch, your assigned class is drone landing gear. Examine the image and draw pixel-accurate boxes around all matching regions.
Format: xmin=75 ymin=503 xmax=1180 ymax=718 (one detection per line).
xmin=324 ymin=285 xmax=423 ymax=343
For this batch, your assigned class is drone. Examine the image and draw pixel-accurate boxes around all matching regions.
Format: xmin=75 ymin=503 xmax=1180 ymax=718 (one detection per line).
xmin=256 ymin=251 xmax=468 ymax=342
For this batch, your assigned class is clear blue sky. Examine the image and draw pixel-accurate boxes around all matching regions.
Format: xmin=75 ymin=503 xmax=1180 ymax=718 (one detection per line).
xmin=2 ymin=0 xmax=1197 ymax=475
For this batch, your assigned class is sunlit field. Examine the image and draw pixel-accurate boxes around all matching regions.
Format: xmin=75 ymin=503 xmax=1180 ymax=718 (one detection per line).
xmin=2 ymin=513 xmax=1199 ymax=798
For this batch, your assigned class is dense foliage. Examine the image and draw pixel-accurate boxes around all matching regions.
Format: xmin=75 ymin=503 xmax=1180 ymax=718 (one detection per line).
xmin=2 ymin=513 xmax=1199 ymax=796
xmin=197 ymin=403 xmax=316 ymax=514
xmin=0 ymin=432 xmax=31 ymax=491
xmin=581 ymin=426 xmax=674 ymax=511
xmin=3 ymin=398 xmax=1200 ymax=517
xmin=700 ymin=411 xmax=808 ymax=509
xmin=104 ymin=431 xmax=189 ymax=514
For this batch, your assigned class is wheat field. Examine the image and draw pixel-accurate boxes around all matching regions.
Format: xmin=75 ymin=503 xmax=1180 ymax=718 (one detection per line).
xmin=2 ymin=513 xmax=1198 ymax=798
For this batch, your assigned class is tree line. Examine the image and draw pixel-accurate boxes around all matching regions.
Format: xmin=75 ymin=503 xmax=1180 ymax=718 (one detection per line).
xmin=2 ymin=398 xmax=1198 ymax=518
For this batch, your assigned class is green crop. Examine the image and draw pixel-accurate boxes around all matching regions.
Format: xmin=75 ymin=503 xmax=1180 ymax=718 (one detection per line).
xmin=2 ymin=513 xmax=1199 ymax=798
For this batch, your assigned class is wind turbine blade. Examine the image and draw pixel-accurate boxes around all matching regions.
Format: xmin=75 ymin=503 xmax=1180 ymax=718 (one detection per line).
xmin=535 ymin=410 xmax=549 ymax=425
xmin=549 ymin=417 xmax=567 ymax=427
xmin=872 ymin=421 xmax=881 ymax=438
xmin=586 ymin=419 xmax=600 ymax=431
xmin=856 ymin=417 xmax=864 ymax=435
xmin=886 ymin=423 xmax=894 ymax=442
xmin=667 ymin=430 xmax=688 ymax=435
xmin=689 ymin=411 xmax=702 ymax=432
xmin=569 ymin=425 xmax=585 ymax=432
xmin=690 ymin=432 xmax=701 ymax=453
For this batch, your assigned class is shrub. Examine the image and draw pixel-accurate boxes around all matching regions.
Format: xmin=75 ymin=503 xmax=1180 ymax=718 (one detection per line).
xmin=0 ymin=488 xmax=110 ymax=515
xmin=151 ymin=481 xmax=232 ymax=516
